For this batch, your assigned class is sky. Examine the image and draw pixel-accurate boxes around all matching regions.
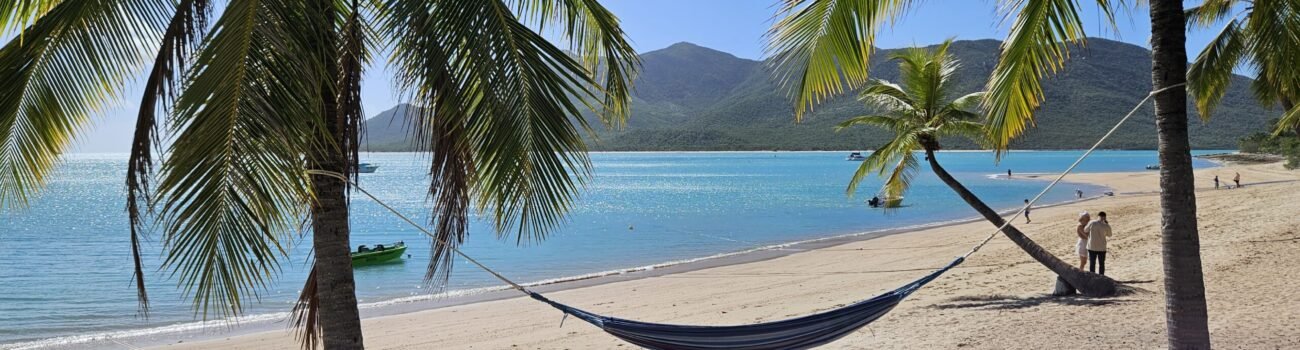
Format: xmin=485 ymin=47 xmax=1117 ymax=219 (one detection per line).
xmin=67 ymin=0 xmax=1228 ymax=152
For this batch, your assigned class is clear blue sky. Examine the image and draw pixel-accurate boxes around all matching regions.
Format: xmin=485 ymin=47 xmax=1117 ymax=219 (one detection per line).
xmin=71 ymin=0 xmax=1226 ymax=152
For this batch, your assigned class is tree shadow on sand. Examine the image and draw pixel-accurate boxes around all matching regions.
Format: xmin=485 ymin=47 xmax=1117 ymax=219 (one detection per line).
xmin=929 ymin=291 xmax=1143 ymax=311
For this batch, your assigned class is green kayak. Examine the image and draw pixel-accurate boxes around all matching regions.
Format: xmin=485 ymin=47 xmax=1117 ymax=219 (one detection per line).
xmin=351 ymin=242 xmax=407 ymax=267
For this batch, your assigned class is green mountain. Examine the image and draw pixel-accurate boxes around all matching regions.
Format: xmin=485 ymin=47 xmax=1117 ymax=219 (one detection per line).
xmin=362 ymin=39 xmax=1271 ymax=151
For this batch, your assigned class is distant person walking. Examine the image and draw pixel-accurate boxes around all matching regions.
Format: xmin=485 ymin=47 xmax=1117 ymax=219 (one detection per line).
xmin=1007 ymin=169 xmax=1012 ymax=178
xmin=1214 ymin=175 xmax=1220 ymax=189
xmin=1023 ymin=199 xmax=1032 ymax=224
xmin=1075 ymin=212 xmax=1091 ymax=269
xmin=1085 ymin=212 xmax=1112 ymax=276
xmin=1234 ymin=172 xmax=1241 ymax=188
xmin=1075 ymin=189 xmax=1083 ymax=199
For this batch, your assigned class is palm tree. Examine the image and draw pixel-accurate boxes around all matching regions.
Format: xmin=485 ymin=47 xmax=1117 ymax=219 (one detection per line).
xmin=768 ymin=0 xmax=1213 ymax=344
xmin=839 ymin=40 xmax=1117 ymax=296
xmin=0 ymin=1 xmax=637 ymax=348
xmin=1187 ymin=0 xmax=1300 ymax=137
xmin=1152 ymin=1 xmax=1213 ymax=348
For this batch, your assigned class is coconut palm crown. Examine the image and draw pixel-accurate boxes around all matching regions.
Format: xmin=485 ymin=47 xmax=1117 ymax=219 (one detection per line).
xmin=838 ymin=40 xmax=986 ymax=200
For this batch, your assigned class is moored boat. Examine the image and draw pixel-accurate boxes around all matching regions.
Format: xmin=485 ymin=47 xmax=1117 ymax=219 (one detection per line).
xmin=359 ymin=163 xmax=379 ymax=173
xmin=351 ymin=242 xmax=406 ymax=266
xmin=846 ymin=152 xmax=866 ymax=161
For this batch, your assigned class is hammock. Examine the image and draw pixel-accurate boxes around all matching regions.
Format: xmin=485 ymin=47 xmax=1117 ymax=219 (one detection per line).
xmin=308 ymin=83 xmax=1182 ymax=349
xmin=527 ymin=257 xmax=962 ymax=350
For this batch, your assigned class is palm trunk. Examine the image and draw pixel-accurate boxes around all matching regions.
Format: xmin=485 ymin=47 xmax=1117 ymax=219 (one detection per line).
xmin=923 ymin=148 xmax=1117 ymax=296
xmin=1150 ymin=1 xmax=1212 ymax=348
xmin=308 ymin=121 xmax=365 ymax=350
xmin=306 ymin=0 xmax=364 ymax=347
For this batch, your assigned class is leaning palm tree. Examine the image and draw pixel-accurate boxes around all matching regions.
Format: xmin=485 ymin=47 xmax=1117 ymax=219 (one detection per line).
xmin=768 ymin=0 xmax=1212 ymax=345
xmin=1187 ymin=0 xmax=1300 ymax=136
xmin=0 ymin=1 xmax=637 ymax=348
xmin=839 ymin=40 xmax=1117 ymax=296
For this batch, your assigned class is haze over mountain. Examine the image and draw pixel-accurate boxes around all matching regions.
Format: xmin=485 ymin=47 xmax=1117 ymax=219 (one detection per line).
xmin=362 ymin=38 xmax=1271 ymax=151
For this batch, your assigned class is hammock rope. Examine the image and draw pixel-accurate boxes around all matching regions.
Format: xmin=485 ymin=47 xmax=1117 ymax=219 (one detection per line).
xmin=961 ymin=82 xmax=1186 ymax=259
xmin=306 ymin=82 xmax=1185 ymax=350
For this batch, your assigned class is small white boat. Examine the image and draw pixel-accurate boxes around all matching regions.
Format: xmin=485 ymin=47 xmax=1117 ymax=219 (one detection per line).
xmin=846 ymin=152 xmax=866 ymax=161
xmin=867 ymin=196 xmax=904 ymax=208
xmin=359 ymin=163 xmax=379 ymax=173
xmin=1145 ymin=164 xmax=1160 ymax=170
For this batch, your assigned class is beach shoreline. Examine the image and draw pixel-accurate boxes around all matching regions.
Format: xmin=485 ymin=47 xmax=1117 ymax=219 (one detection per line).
xmin=18 ymin=160 xmax=1300 ymax=349
xmin=8 ymin=173 xmax=1109 ymax=350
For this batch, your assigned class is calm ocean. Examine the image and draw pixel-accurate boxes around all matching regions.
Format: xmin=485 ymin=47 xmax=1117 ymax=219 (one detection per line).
xmin=0 ymin=151 xmax=1220 ymax=347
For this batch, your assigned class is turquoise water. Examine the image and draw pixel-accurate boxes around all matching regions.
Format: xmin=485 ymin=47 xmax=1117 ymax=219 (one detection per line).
xmin=0 ymin=151 xmax=1219 ymax=346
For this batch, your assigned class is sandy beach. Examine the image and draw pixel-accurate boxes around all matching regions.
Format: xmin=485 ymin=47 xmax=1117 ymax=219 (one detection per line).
xmin=155 ymin=161 xmax=1299 ymax=349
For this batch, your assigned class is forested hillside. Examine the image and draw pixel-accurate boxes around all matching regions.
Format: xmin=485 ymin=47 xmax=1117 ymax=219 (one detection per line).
xmin=363 ymin=39 xmax=1271 ymax=151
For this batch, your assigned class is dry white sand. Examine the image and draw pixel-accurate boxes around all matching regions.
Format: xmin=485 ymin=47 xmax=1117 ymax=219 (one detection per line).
xmin=157 ymin=162 xmax=1300 ymax=349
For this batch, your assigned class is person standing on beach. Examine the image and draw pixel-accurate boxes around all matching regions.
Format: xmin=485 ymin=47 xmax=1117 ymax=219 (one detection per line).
xmin=1075 ymin=189 xmax=1083 ymax=199
xmin=1085 ymin=212 xmax=1112 ymax=275
xmin=1023 ymin=199 xmax=1031 ymax=223
xmin=1214 ymin=175 xmax=1220 ymax=189
xmin=1007 ymin=169 xmax=1012 ymax=178
xmin=1075 ymin=212 xmax=1090 ymax=269
xmin=1234 ymin=172 xmax=1241 ymax=188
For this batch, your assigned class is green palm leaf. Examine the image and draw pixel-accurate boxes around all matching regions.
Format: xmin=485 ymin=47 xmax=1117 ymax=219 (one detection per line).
xmin=155 ymin=0 xmax=319 ymax=319
xmin=836 ymin=39 xmax=986 ymax=201
xmin=1188 ymin=0 xmax=1300 ymax=131
xmin=379 ymin=0 xmax=638 ymax=285
xmin=0 ymin=0 xmax=167 ymax=210
xmin=766 ymin=0 xmax=916 ymax=121
xmin=852 ymin=132 xmax=920 ymax=198
xmin=983 ymin=0 xmax=1118 ymax=154
xmin=0 ymin=0 xmax=59 ymax=32
xmin=1188 ymin=18 xmax=1246 ymax=119
xmin=128 ymin=0 xmax=214 ymax=316
xmin=513 ymin=0 xmax=640 ymax=126
xmin=1275 ymin=104 xmax=1300 ymax=136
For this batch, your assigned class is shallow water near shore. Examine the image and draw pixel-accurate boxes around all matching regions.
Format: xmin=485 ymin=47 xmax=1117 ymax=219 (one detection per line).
xmin=0 ymin=150 xmax=1221 ymax=348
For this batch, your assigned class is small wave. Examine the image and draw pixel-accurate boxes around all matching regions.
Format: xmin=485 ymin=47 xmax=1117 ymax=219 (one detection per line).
xmin=1 ymin=312 xmax=288 ymax=350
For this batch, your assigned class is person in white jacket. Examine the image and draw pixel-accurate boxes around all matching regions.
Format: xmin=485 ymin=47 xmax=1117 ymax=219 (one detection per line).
xmin=1084 ymin=212 xmax=1113 ymax=275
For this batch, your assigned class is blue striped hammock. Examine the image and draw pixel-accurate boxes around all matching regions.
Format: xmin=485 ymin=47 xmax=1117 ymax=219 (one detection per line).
xmin=526 ymin=257 xmax=964 ymax=350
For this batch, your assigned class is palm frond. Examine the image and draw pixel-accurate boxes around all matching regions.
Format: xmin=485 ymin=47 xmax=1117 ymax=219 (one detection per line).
xmin=835 ymin=115 xmax=906 ymax=133
xmin=983 ymin=0 xmax=1114 ymax=155
xmin=1185 ymin=0 xmax=1239 ymax=28
xmin=420 ymin=107 xmax=474 ymax=286
xmin=765 ymin=0 xmax=916 ymax=121
xmin=511 ymin=0 xmax=641 ymax=127
xmin=335 ymin=0 xmax=369 ymax=177
xmin=1241 ymin=0 xmax=1300 ymax=108
xmin=878 ymin=149 xmax=918 ymax=200
xmin=943 ymin=91 xmax=986 ymax=117
xmin=1274 ymin=103 xmax=1300 ymax=136
xmin=128 ymin=0 xmax=213 ymax=317
xmin=1188 ymin=18 xmax=1246 ymax=120
xmin=379 ymin=0 xmax=635 ymax=285
xmin=155 ymin=0 xmax=318 ymax=319
xmin=0 ymin=0 xmax=60 ymax=32
xmin=936 ymin=120 xmax=991 ymax=146
xmin=848 ymin=132 xmax=919 ymax=196
xmin=0 ymin=0 xmax=167 ymax=210
xmin=892 ymin=39 xmax=955 ymax=113
xmin=859 ymin=80 xmax=918 ymax=115
xmin=290 ymin=266 xmax=322 ymax=350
